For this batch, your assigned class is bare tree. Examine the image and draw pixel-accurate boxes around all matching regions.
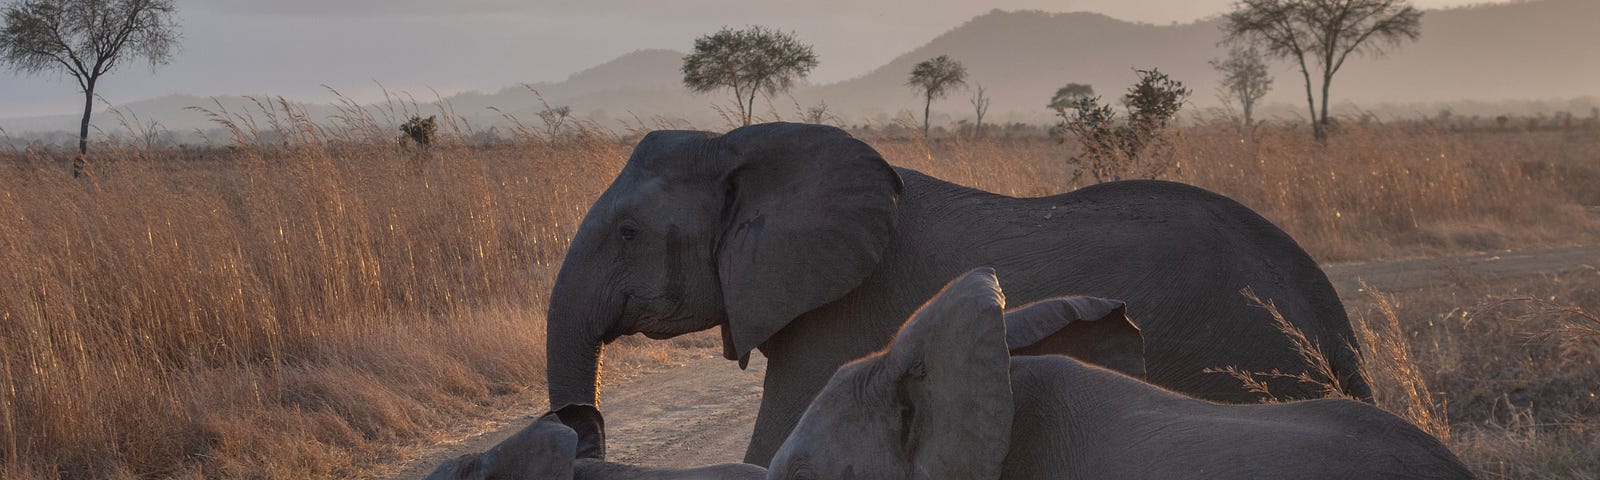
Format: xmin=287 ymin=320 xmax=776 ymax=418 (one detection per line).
xmin=1210 ymin=46 xmax=1274 ymax=135
xmin=803 ymin=100 xmax=830 ymax=125
xmin=538 ymin=105 xmax=572 ymax=137
xmin=969 ymin=83 xmax=990 ymax=137
xmin=682 ymin=26 xmax=818 ymax=126
xmin=1223 ymin=0 xmax=1421 ymax=141
xmin=0 ymin=0 xmax=179 ymax=175
xmin=906 ymin=55 xmax=967 ymax=136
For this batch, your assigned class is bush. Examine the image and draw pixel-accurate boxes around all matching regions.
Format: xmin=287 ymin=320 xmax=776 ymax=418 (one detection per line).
xmin=400 ymin=115 xmax=438 ymax=147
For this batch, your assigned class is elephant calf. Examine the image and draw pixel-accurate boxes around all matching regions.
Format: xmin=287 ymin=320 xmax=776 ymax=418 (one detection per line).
xmin=770 ymin=269 xmax=1473 ymax=480
xmin=425 ymin=405 xmax=765 ymax=480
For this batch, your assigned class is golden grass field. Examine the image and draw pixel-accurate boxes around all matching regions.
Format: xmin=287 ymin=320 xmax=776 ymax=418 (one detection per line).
xmin=1 ymin=103 xmax=1597 ymax=478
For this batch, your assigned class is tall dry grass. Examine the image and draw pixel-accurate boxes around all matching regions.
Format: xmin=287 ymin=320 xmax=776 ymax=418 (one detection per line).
xmin=867 ymin=121 xmax=1599 ymax=262
xmin=1 ymin=106 xmax=1597 ymax=478
xmin=0 ymin=99 xmax=647 ymax=477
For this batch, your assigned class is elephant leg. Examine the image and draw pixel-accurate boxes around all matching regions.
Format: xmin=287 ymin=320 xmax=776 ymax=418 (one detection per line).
xmin=742 ymin=350 xmax=841 ymax=466
xmin=742 ymin=375 xmax=805 ymax=467
xmin=743 ymin=320 xmax=884 ymax=466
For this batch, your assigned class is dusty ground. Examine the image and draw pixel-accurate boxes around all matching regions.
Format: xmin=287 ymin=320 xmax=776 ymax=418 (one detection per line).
xmin=389 ymin=244 xmax=1600 ymax=479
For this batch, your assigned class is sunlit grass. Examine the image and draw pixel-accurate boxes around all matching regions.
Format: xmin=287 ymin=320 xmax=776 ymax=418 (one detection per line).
xmin=0 ymin=98 xmax=1596 ymax=477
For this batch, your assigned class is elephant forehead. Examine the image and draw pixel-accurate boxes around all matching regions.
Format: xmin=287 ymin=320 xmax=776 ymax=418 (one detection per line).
xmin=624 ymin=132 xmax=725 ymax=181
xmin=605 ymin=174 xmax=712 ymax=214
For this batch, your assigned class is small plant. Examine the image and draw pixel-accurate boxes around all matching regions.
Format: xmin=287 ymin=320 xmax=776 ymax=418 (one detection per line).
xmin=1051 ymin=68 xmax=1190 ymax=183
xmin=400 ymin=115 xmax=437 ymax=147
xmin=804 ymin=100 xmax=830 ymax=125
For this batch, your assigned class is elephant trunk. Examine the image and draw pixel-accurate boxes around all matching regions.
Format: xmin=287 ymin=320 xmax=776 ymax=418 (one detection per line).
xmin=545 ymin=268 xmax=620 ymax=413
xmin=546 ymin=320 xmax=603 ymax=410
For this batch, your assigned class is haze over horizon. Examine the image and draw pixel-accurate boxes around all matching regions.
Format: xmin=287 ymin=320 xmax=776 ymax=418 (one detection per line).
xmin=0 ymin=0 xmax=1513 ymax=119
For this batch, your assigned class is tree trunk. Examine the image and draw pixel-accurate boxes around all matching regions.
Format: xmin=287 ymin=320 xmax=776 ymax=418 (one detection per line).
xmin=1298 ymin=64 xmax=1322 ymax=142
xmin=746 ymin=89 xmax=758 ymax=126
xmin=923 ymin=95 xmax=932 ymax=137
xmin=1242 ymin=100 xmax=1254 ymax=140
xmin=74 ymin=78 xmax=96 ymax=177
xmin=1319 ymin=73 xmax=1334 ymax=137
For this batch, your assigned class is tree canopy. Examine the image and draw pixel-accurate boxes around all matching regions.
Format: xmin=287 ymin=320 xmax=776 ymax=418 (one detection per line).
xmin=1047 ymin=83 xmax=1095 ymax=113
xmin=682 ymin=26 xmax=818 ymax=126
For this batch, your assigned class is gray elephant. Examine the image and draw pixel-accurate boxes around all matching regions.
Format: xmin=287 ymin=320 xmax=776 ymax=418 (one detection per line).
xmin=544 ymin=122 xmax=1369 ymax=465
xmin=425 ymin=405 xmax=765 ymax=480
xmin=770 ymin=268 xmax=1473 ymax=480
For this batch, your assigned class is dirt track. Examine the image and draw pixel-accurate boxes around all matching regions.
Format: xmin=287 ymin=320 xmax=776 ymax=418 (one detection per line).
xmin=389 ymin=244 xmax=1600 ymax=478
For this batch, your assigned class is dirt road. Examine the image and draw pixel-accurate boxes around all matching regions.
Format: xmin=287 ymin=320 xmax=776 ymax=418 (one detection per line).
xmin=391 ymin=244 xmax=1599 ymax=478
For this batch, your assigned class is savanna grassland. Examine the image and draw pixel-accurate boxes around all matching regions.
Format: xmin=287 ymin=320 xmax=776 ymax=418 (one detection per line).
xmin=1 ymin=101 xmax=1597 ymax=478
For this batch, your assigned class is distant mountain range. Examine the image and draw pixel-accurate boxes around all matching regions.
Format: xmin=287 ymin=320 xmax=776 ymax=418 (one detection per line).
xmin=4 ymin=0 xmax=1597 ymax=137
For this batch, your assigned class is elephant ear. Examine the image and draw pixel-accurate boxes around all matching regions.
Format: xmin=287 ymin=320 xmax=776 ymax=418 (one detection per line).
xmin=714 ymin=123 xmax=904 ymax=360
xmin=1005 ymin=297 xmax=1146 ymax=378
xmin=551 ymin=404 xmax=605 ymax=461
xmin=885 ymin=268 xmax=1014 ymax=479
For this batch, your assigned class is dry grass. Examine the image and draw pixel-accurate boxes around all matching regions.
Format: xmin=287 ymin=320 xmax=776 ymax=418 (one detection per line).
xmin=0 ymin=102 xmax=648 ymax=478
xmin=1 ymin=105 xmax=1597 ymax=478
xmin=1200 ymin=273 xmax=1597 ymax=479
xmin=1346 ymin=271 xmax=1600 ymax=479
xmin=865 ymin=121 xmax=1600 ymax=262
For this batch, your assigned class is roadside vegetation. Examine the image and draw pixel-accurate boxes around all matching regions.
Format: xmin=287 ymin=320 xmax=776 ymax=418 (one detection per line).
xmin=1 ymin=97 xmax=1597 ymax=477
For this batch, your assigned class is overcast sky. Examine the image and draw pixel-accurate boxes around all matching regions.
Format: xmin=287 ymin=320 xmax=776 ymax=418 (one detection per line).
xmin=0 ymin=0 xmax=1504 ymax=118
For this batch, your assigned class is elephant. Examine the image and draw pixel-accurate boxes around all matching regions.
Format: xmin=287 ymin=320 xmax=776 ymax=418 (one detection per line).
xmin=425 ymin=405 xmax=766 ymax=480
xmin=770 ymin=269 xmax=1474 ymax=480
xmin=543 ymin=121 xmax=1369 ymax=466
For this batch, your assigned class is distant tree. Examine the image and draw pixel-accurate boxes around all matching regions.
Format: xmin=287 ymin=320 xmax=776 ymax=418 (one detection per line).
xmin=682 ymin=26 xmax=818 ymax=126
xmin=1 ymin=0 xmax=179 ymax=176
xmin=1223 ymin=0 xmax=1422 ymax=141
xmin=1210 ymin=46 xmax=1273 ymax=134
xmin=804 ymin=100 xmax=830 ymax=125
xmin=906 ymin=55 xmax=967 ymax=136
xmin=969 ymin=83 xmax=991 ymax=137
xmin=1052 ymin=68 xmax=1190 ymax=183
xmin=1047 ymin=83 xmax=1096 ymax=114
xmin=401 ymin=115 xmax=437 ymax=147
xmin=538 ymin=105 xmax=572 ymax=137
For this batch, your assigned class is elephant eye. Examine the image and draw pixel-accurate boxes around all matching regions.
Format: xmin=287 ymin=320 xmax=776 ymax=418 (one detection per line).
xmin=619 ymin=225 xmax=640 ymax=241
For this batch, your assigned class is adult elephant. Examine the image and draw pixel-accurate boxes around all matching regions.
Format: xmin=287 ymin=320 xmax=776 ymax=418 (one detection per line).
xmin=544 ymin=122 xmax=1368 ymax=466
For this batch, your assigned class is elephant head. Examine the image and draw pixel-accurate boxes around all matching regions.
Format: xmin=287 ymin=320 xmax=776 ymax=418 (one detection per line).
xmin=768 ymin=268 xmax=1016 ymax=480
xmin=425 ymin=405 xmax=593 ymax=480
xmin=544 ymin=123 xmax=904 ymax=436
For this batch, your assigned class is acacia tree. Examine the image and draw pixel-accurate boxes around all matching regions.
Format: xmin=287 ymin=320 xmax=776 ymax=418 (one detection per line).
xmin=1223 ymin=0 xmax=1421 ymax=141
xmin=1210 ymin=46 xmax=1274 ymax=134
xmin=0 ymin=0 xmax=179 ymax=175
xmin=682 ymin=26 xmax=818 ymax=126
xmin=906 ymin=55 xmax=967 ymax=136
xmin=1047 ymin=83 xmax=1095 ymax=114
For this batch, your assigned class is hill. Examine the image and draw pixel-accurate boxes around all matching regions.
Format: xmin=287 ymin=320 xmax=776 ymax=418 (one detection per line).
xmin=3 ymin=0 xmax=1596 ymax=136
xmin=797 ymin=0 xmax=1600 ymax=122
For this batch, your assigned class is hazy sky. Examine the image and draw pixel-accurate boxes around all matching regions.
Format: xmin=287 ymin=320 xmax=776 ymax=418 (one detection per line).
xmin=0 ymin=0 xmax=1505 ymax=118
